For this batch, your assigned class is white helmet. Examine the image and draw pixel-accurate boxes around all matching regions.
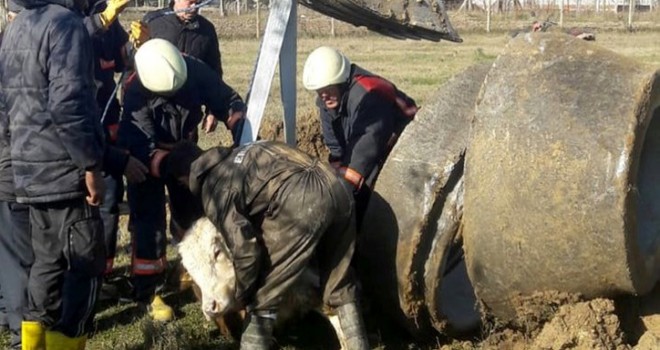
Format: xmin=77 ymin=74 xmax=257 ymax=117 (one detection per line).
xmin=135 ymin=39 xmax=188 ymax=94
xmin=302 ymin=46 xmax=351 ymax=91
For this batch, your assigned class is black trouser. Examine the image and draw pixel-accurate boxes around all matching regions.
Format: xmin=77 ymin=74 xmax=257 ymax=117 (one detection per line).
xmin=27 ymin=198 xmax=105 ymax=337
xmin=127 ymin=175 xmax=203 ymax=302
xmin=100 ymin=173 xmax=123 ymax=274
xmin=250 ymin=167 xmax=358 ymax=312
xmin=0 ymin=201 xmax=31 ymax=348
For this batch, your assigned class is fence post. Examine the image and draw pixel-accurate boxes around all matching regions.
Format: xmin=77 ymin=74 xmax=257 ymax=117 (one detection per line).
xmin=486 ymin=0 xmax=492 ymax=32
xmin=256 ymin=0 xmax=260 ymax=38
xmin=628 ymin=0 xmax=634 ymax=30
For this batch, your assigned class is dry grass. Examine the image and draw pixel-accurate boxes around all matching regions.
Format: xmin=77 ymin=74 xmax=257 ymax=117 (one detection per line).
xmin=1 ymin=8 xmax=660 ymax=350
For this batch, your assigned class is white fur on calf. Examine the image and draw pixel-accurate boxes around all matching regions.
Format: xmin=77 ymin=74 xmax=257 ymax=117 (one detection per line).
xmin=178 ymin=217 xmax=237 ymax=319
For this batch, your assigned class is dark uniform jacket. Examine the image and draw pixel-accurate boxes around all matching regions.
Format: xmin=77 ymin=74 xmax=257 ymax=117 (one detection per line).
xmin=318 ymin=64 xmax=417 ymax=187
xmin=187 ymin=141 xmax=339 ymax=305
xmin=0 ymin=0 xmax=104 ymax=203
xmin=144 ymin=8 xmax=222 ymax=77
xmin=118 ymin=56 xmax=244 ymax=165
xmin=87 ymin=0 xmax=131 ymax=177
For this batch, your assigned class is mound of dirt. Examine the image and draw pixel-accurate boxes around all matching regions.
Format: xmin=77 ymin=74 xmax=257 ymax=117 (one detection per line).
xmin=532 ymin=298 xmax=627 ymax=350
xmin=440 ymin=293 xmax=660 ymax=350
xmin=259 ymin=114 xmax=327 ymax=160
xmin=508 ymin=291 xmax=584 ymax=334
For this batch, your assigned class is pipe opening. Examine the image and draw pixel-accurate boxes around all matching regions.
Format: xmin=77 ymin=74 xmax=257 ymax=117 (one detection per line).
xmin=636 ymin=106 xmax=660 ymax=277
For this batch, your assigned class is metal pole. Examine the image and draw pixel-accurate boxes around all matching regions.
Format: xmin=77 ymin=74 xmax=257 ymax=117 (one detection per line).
xmin=279 ymin=3 xmax=297 ymax=146
xmin=240 ymin=0 xmax=296 ymax=145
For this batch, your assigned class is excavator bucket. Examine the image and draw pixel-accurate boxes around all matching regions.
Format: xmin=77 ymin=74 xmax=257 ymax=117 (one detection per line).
xmin=298 ymin=0 xmax=462 ymax=42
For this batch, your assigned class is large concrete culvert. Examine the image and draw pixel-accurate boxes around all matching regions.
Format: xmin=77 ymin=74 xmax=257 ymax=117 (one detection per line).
xmin=357 ymin=63 xmax=491 ymax=337
xmin=462 ymin=32 xmax=660 ymax=320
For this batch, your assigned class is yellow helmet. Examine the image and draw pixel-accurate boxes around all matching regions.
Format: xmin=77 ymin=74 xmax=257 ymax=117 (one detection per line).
xmin=135 ymin=39 xmax=188 ymax=94
xmin=302 ymin=46 xmax=351 ymax=91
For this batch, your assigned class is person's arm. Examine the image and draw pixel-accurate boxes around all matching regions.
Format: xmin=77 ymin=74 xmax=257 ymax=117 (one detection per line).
xmin=319 ymin=104 xmax=343 ymax=165
xmin=117 ymin=84 xmax=157 ymax=166
xmin=342 ymin=92 xmax=395 ymax=189
xmin=83 ymin=0 xmax=130 ymax=36
xmin=191 ymin=58 xmax=245 ymax=142
xmin=48 ymin=18 xmax=104 ymax=172
xmin=111 ymin=21 xmax=130 ymax=72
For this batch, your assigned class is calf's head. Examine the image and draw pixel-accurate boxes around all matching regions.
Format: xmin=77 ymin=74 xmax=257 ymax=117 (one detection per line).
xmin=178 ymin=217 xmax=237 ymax=319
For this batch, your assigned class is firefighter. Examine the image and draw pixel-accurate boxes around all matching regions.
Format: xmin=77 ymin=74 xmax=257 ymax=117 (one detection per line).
xmin=117 ymin=38 xmax=245 ymax=322
xmin=140 ymin=0 xmax=224 ymax=136
xmin=157 ymin=140 xmax=370 ymax=350
xmin=84 ymin=0 xmax=149 ymax=287
xmin=0 ymin=0 xmax=108 ymax=346
xmin=302 ymin=46 xmax=418 ymax=227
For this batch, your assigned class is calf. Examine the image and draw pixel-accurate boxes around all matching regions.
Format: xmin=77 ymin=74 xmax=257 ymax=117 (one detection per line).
xmin=177 ymin=217 xmax=347 ymax=347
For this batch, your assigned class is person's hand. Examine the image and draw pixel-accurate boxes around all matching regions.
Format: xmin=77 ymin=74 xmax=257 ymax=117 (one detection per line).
xmin=85 ymin=171 xmax=105 ymax=206
xmin=227 ymin=109 xmax=245 ymax=147
xmin=124 ymin=155 xmax=148 ymax=184
xmin=150 ymin=149 xmax=170 ymax=178
xmin=203 ymin=113 xmax=218 ymax=134
xmin=226 ymin=110 xmax=244 ymax=131
xmin=100 ymin=0 xmax=130 ymax=28
xmin=129 ymin=21 xmax=150 ymax=49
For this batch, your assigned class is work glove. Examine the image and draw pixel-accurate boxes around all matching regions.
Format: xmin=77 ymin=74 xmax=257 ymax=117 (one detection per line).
xmin=99 ymin=0 xmax=130 ymax=29
xmin=129 ymin=21 xmax=150 ymax=49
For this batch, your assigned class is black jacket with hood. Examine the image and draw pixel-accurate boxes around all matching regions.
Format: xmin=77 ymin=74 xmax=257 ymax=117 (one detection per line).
xmin=144 ymin=7 xmax=222 ymax=77
xmin=0 ymin=0 xmax=105 ymax=203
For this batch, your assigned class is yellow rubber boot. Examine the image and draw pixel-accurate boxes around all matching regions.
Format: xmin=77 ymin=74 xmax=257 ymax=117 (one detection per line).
xmin=148 ymin=295 xmax=174 ymax=322
xmin=21 ymin=321 xmax=45 ymax=350
xmin=45 ymin=331 xmax=87 ymax=350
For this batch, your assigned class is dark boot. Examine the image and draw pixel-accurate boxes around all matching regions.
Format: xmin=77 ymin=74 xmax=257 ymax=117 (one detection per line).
xmin=337 ymin=302 xmax=370 ymax=350
xmin=239 ymin=312 xmax=275 ymax=350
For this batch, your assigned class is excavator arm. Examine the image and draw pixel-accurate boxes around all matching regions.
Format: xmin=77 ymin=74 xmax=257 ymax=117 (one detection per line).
xmin=298 ymin=0 xmax=462 ymax=42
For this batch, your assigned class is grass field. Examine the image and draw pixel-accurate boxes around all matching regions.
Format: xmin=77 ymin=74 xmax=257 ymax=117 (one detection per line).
xmin=2 ymin=9 xmax=660 ymax=350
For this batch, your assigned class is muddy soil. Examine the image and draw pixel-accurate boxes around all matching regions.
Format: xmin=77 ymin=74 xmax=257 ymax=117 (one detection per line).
xmin=437 ymin=291 xmax=660 ymax=350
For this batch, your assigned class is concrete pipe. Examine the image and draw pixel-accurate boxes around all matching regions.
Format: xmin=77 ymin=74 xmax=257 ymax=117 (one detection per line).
xmin=357 ymin=63 xmax=490 ymax=336
xmin=463 ymin=33 xmax=660 ymax=319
